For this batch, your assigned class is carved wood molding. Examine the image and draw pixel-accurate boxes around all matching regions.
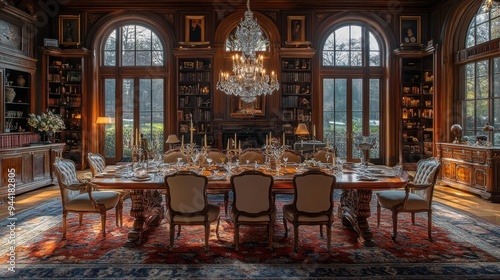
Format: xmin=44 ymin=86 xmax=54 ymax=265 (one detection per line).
xmin=0 ymin=53 xmax=37 ymax=69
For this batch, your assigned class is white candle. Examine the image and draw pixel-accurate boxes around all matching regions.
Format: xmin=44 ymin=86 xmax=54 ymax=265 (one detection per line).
xmin=204 ymin=134 xmax=207 ymax=148
xmin=227 ymin=139 xmax=230 ymax=150
xmin=234 ymin=133 xmax=237 ymax=149
xmin=239 ymin=140 xmax=241 ymax=151
xmin=181 ymin=135 xmax=184 ymax=147
xmin=282 ymin=133 xmax=285 ymax=146
xmin=265 ymin=135 xmax=268 ymax=147
xmin=190 ymin=116 xmax=194 ymax=144
xmin=326 ymin=139 xmax=329 ymax=148
xmin=313 ymin=125 xmax=316 ymax=138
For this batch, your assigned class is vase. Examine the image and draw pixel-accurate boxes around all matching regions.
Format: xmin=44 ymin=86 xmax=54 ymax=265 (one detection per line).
xmin=5 ymin=88 xmax=16 ymax=103
xmin=16 ymin=75 xmax=26 ymax=87
xmin=39 ymin=131 xmax=53 ymax=144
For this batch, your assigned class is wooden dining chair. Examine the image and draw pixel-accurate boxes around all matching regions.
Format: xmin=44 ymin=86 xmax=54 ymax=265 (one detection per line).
xmin=164 ymin=171 xmax=221 ymax=251
xmin=230 ymin=170 xmax=275 ymax=251
xmin=282 ymin=149 xmax=302 ymax=163
xmin=163 ymin=149 xmax=188 ymax=164
xmin=200 ymin=149 xmax=230 ymax=215
xmin=236 ymin=148 xmax=266 ymax=164
xmin=53 ymin=157 xmax=121 ymax=238
xmin=283 ymin=169 xmax=336 ymax=251
xmin=87 ymin=152 xmax=128 ymax=227
xmin=376 ymin=157 xmax=441 ymax=241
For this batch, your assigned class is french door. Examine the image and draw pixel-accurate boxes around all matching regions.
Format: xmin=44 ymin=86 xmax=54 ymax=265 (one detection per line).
xmin=322 ymin=77 xmax=381 ymax=163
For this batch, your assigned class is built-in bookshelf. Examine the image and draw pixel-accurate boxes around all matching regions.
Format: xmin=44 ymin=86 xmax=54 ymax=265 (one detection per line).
xmin=279 ymin=48 xmax=316 ymax=145
xmin=41 ymin=47 xmax=92 ymax=169
xmin=174 ymin=49 xmax=214 ymax=147
xmin=395 ymin=46 xmax=435 ymax=169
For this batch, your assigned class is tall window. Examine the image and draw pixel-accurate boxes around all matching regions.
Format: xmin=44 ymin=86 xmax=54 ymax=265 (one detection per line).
xmin=322 ymin=24 xmax=382 ymax=162
xmin=461 ymin=7 xmax=500 ymax=145
xmin=101 ymin=24 xmax=166 ymax=161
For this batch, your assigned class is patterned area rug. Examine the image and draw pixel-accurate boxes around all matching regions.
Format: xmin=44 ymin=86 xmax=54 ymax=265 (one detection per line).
xmin=1 ymin=193 xmax=499 ymax=279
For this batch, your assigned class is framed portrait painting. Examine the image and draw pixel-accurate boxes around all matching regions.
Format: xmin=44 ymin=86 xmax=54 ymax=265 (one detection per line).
xmin=286 ymin=16 xmax=305 ymax=44
xmin=400 ymin=16 xmax=421 ymax=45
xmin=59 ymin=15 xmax=80 ymax=46
xmin=185 ymin=15 xmax=206 ymax=44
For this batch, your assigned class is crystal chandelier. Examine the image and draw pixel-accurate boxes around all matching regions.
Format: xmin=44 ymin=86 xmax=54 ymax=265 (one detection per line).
xmin=483 ymin=0 xmax=499 ymax=12
xmin=216 ymin=0 xmax=279 ymax=103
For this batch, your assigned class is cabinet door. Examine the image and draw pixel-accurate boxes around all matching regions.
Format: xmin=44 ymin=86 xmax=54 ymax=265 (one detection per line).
xmin=440 ymin=160 xmax=455 ymax=181
xmin=455 ymin=162 xmax=471 ymax=185
xmin=29 ymin=150 xmax=50 ymax=182
xmin=0 ymin=154 xmax=24 ymax=199
xmin=471 ymin=166 xmax=488 ymax=191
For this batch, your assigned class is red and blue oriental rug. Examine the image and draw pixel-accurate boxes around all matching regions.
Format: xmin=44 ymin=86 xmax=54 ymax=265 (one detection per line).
xmin=0 ymin=193 xmax=499 ymax=279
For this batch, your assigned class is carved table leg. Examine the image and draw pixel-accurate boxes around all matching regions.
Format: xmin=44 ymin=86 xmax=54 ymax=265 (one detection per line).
xmin=338 ymin=189 xmax=375 ymax=247
xmin=124 ymin=189 xmax=164 ymax=247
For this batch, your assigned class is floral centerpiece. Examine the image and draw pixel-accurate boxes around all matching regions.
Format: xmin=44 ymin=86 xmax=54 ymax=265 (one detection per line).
xmin=27 ymin=110 xmax=65 ymax=143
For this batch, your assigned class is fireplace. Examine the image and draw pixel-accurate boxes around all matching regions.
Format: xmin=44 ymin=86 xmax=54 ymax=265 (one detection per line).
xmin=222 ymin=127 xmax=273 ymax=149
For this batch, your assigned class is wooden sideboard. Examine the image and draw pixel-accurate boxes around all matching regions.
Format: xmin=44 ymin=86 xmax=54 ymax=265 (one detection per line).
xmin=0 ymin=143 xmax=65 ymax=200
xmin=436 ymin=143 xmax=500 ymax=202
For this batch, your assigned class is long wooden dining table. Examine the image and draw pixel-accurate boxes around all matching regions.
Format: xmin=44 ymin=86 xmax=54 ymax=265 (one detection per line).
xmin=90 ymin=166 xmax=408 ymax=247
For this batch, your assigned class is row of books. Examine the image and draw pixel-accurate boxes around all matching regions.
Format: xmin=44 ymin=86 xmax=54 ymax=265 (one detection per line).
xmin=0 ymin=133 xmax=39 ymax=149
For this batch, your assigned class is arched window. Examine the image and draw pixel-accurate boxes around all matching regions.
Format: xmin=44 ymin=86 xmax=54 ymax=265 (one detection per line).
xmin=100 ymin=24 xmax=166 ymax=161
xmin=321 ymin=23 xmax=383 ymax=163
xmin=460 ymin=7 xmax=500 ymax=145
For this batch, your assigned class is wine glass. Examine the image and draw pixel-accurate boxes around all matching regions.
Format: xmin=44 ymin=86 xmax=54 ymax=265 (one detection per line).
xmin=283 ymin=157 xmax=288 ymax=170
xmin=246 ymin=159 xmax=250 ymax=166
xmin=176 ymin=157 xmax=183 ymax=169
xmin=207 ymin=157 xmax=213 ymax=168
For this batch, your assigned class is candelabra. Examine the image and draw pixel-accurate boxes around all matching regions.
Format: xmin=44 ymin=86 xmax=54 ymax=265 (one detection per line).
xmin=264 ymin=138 xmax=286 ymax=174
xmin=131 ymin=145 xmax=145 ymax=170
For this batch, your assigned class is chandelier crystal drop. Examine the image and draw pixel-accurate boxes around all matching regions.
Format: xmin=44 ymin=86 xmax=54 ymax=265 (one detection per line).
xmin=216 ymin=0 xmax=279 ymax=103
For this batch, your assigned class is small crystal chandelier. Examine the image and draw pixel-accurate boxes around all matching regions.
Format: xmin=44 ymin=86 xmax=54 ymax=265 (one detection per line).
xmin=483 ymin=0 xmax=499 ymax=13
xmin=216 ymin=0 xmax=279 ymax=103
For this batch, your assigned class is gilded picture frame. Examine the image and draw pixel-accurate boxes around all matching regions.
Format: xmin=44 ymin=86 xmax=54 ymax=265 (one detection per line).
xmin=286 ymin=16 xmax=306 ymax=44
xmin=59 ymin=15 xmax=80 ymax=46
xmin=400 ymin=16 xmax=421 ymax=45
xmin=184 ymin=15 xmax=207 ymax=44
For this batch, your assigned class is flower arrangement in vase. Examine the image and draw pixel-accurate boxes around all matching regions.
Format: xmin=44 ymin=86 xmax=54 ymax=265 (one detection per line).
xmin=27 ymin=110 xmax=66 ymax=143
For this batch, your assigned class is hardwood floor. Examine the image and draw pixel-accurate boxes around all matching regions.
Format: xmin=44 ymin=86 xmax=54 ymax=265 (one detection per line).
xmin=2 ymin=181 xmax=499 ymax=225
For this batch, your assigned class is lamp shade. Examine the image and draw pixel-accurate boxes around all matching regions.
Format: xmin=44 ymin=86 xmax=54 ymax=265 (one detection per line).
xmin=96 ymin=116 xmax=115 ymax=124
xmin=294 ymin=123 xmax=310 ymax=135
xmin=165 ymin=134 xmax=180 ymax=144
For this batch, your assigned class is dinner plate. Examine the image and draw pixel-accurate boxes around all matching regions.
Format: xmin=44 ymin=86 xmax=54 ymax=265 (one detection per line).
xmin=357 ymin=176 xmax=378 ymax=181
xmin=131 ymin=176 xmax=151 ymax=181
xmin=208 ymin=175 xmax=226 ymax=181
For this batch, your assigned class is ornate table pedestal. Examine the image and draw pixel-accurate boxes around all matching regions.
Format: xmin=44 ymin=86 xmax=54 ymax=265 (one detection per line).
xmin=338 ymin=189 xmax=374 ymax=246
xmin=124 ymin=189 xmax=164 ymax=247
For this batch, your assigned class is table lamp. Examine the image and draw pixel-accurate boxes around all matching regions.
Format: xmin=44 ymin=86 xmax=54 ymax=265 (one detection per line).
xmin=294 ymin=123 xmax=310 ymax=141
xmin=165 ymin=134 xmax=180 ymax=150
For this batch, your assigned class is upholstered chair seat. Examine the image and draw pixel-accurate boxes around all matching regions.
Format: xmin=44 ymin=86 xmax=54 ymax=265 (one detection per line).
xmin=87 ymin=152 xmax=128 ymax=227
xmin=376 ymin=157 xmax=441 ymax=241
xmin=230 ymin=170 xmax=275 ymax=251
xmin=53 ymin=157 xmax=121 ymax=238
xmin=282 ymin=170 xmax=336 ymax=251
